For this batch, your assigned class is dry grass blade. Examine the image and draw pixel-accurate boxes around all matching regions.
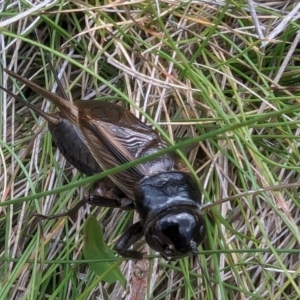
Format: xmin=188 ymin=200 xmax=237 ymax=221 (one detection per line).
xmin=0 ymin=1 xmax=300 ymax=300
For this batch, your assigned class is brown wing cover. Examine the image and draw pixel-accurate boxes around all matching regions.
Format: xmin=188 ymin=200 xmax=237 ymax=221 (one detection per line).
xmin=75 ymin=100 xmax=175 ymax=199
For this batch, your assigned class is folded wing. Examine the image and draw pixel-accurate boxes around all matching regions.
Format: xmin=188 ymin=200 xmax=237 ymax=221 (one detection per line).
xmin=75 ymin=100 xmax=175 ymax=199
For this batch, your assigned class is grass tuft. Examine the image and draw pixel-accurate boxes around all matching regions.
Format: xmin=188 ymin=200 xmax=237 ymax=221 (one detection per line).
xmin=0 ymin=1 xmax=300 ymax=299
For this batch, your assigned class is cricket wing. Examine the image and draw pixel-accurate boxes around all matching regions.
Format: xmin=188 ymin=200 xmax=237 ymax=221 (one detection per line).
xmin=75 ymin=100 xmax=175 ymax=198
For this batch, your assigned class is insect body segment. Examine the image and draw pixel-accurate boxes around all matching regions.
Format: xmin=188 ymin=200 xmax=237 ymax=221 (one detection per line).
xmin=75 ymin=100 xmax=176 ymax=199
xmin=3 ymin=68 xmax=206 ymax=259
xmin=134 ymin=172 xmax=204 ymax=259
xmin=48 ymin=116 xmax=102 ymax=176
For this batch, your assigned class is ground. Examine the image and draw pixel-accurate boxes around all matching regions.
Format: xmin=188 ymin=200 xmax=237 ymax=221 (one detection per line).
xmin=0 ymin=1 xmax=300 ymax=299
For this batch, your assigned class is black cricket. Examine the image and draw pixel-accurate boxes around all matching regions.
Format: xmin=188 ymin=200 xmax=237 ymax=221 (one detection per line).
xmin=2 ymin=68 xmax=205 ymax=259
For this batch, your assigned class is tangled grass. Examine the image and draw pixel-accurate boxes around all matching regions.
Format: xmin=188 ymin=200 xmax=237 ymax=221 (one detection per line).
xmin=0 ymin=1 xmax=300 ymax=299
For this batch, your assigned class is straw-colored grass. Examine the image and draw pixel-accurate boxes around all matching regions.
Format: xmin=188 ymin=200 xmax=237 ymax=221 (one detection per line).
xmin=1 ymin=1 xmax=300 ymax=299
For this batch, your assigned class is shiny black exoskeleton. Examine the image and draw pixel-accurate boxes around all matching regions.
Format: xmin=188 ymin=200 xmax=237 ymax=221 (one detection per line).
xmin=134 ymin=172 xmax=205 ymax=258
xmin=2 ymin=68 xmax=206 ymax=259
xmin=49 ymin=116 xmax=102 ymax=176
